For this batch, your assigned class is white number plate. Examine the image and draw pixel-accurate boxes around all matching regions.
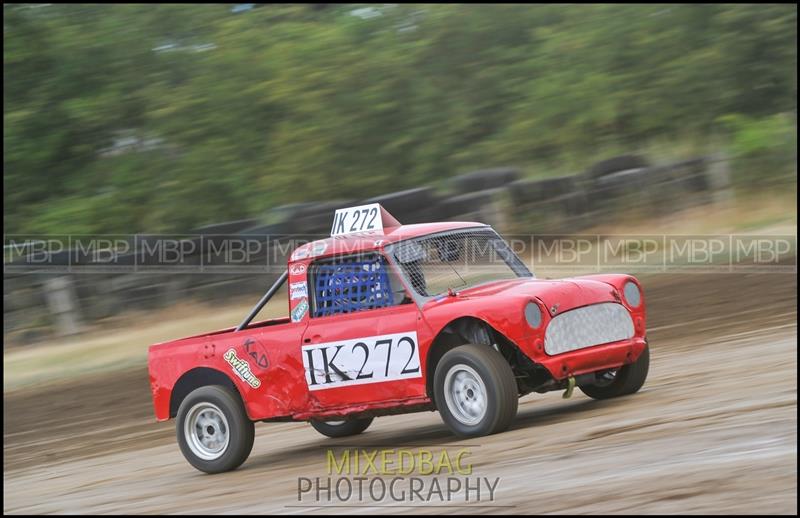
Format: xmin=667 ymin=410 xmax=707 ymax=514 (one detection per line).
xmin=302 ymin=332 xmax=421 ymax=390
xmin=330 ymin=203 xmax=383 ymax=236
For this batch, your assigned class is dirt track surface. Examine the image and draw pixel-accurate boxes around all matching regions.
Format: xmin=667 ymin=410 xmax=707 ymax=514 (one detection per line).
xmin=3 ymin=272 xmax=797 ymax=514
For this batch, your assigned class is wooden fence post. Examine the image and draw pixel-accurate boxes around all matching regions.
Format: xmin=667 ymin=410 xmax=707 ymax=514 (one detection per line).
xmin=42 ymin=276 xmax=83 ymax=336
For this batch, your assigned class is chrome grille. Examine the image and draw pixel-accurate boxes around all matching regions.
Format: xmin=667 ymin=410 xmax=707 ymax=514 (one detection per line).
xmin=544 ymin=303 xmax=634 ymax=355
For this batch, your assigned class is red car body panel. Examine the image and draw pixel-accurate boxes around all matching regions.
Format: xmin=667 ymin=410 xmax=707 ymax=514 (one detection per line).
xmin=148 ymin=221 xmax=647 ymax=423
xmin=292 ymin=221 xmax=487 ymax=260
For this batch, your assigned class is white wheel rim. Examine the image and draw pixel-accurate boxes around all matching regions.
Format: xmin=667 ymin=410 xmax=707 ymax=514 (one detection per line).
xmin=595 ymin=369 xmax=618 ymax=387
xmin=324 ymin=420 xmax=346 ymax=426
xmin=184 ymin=402 xmax=230 ymax=461
xmin=443 ymin=364 xmax=488 ymax=426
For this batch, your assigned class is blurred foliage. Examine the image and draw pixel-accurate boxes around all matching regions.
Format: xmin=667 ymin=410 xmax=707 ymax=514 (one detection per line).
xmin=717 ymin=113 xmax=797 ymax=187
xmin=3 ymin=4 xmax=797 ymax=234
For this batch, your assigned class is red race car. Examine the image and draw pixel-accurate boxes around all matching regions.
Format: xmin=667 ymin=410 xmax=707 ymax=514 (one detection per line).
xmin=148 ymin=204 xmax=649 ymax=473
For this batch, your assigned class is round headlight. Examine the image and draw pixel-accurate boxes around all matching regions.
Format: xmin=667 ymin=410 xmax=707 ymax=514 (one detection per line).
xmin=623 ymin=281 xmax=641 ymax=308
xmin=524 ymin=302 xmax=542 ymax=328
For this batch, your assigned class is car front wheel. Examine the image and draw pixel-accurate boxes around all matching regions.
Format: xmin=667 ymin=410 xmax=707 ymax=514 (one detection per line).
xmin=176 ymin=385 xmax=255 ymax=474
xmin=580 ymin=344 xmax=650 ymax=400
xmin=434 ymin=344 xmax=519 ymax=437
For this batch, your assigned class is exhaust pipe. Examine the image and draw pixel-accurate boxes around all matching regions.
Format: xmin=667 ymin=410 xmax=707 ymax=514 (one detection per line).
xmin=562 ymin=376 xmax=576 ymax=399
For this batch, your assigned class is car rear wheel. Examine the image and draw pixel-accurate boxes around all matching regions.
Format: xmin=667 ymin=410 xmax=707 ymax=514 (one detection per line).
xmin=434 ymin=344 xmax=518 ymax=437
xmin=310 ymin=417 xmax=374 ymax=438
xmin=580 ymin=344 xmax=650 ymax=400
xmin=176 ymin=385 xmax=254 ymax=474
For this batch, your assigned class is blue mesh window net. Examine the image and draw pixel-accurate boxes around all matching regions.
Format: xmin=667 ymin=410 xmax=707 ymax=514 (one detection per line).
xmin=312 ymin=254 xmax=393 ymax=317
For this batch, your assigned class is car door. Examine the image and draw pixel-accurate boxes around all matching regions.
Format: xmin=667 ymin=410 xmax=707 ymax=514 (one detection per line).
xmin=300 ymin=252 xmax=425 ymax=409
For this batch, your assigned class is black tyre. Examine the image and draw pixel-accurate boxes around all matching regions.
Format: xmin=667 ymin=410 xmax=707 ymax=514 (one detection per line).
xmin=440 ymin=190 xmax=503 ymax=219
xmin=586 ymin=154 xmax=650 ymax=181
xmin=449 ymin=168 xmax=521 ymax=194
xmin=310 ymin=417 xmax=374 ymax=438
xmin=176 ymin=385 xmax=255 ymax=474
xmin=434 ymin=344 xmax=519 ymax=437
xmin=364 ymin=187 xmax=437 ymax=222
xmin=580 ymin=345 xmax=650 ymax=400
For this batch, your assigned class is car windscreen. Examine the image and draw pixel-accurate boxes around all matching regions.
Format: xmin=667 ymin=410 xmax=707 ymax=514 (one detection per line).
xmin=390 ymin=228 xmax=532 ymax=298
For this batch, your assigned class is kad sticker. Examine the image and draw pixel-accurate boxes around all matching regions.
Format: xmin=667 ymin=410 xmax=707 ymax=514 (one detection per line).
xmin=290 ymin=281 xmax=308 ymax=300
xmin=223 ymin=348 xmax=261 ymax=388
xmin=290 ymin=264 xmax=306 ymax=275
xmin=291 ymin=298 xmax=309 ymax=322
xmin=243 ymin=338 xmax=269 ymax=369
xmin=302 ymin=332 xmax=421 ymax=390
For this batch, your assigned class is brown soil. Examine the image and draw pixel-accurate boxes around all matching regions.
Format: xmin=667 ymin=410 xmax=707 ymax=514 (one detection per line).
xmin=3 ymin=271 xmax=797 ymax=514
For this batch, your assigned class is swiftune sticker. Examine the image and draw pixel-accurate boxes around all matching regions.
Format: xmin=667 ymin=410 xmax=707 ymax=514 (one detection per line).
xmin=224 ymin=348 xmax=261 ymax=388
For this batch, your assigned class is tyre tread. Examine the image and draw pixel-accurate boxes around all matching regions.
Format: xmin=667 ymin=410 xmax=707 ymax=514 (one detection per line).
xmin=176 ymin=384 xmax=254 ymax=474
xmin=579 ymin=345 xmax=650 ymax=400
xmin=310 ymin=417 xmax=374 ymax=438
xmin=434 ymin=344 xmax=518 ymax=437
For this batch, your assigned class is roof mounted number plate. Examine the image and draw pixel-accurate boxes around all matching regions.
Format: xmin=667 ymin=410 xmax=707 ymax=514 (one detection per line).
xmin=330 ymin=203 xmax=401 ymax=237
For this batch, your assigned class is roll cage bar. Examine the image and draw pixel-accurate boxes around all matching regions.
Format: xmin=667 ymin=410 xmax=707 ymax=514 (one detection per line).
xmin=236 ymin=270 xmax=288 ymax=331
